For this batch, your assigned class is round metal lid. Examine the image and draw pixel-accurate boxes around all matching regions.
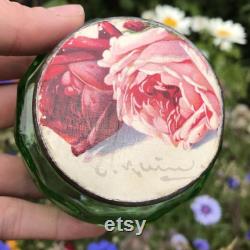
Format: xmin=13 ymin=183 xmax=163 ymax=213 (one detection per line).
xmin=34 ymin=17 xmax=223 ymax=205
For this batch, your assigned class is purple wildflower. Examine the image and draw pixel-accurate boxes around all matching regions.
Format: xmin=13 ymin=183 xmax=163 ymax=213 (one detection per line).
xmin=245 ymin=172 xmax=250 ymax=183
xmin=190 ymin=195 xmax=222 ymax=226
xmin=226 ymin=177 xmax=240 ymax=189
xmin=87 ymin=240 xmax=118 ymax=250
xmin=245 ymin=230 xmax=250 ymax=241
xmin=0 ymin=241 xmax=10 ymax=250
xmin=193 ymin=238 xmax=210 ymax=250
xmin=170 ymin=233 xmax=190 ymax=250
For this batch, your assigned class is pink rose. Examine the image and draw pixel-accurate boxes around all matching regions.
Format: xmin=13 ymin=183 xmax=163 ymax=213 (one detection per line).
xmin=98 ymin=27 xmax=222 ymax=148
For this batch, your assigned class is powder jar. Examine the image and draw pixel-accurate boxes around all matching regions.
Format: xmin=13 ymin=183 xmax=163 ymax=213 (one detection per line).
xmin=15 ymin=17 xmax=223 ymax=224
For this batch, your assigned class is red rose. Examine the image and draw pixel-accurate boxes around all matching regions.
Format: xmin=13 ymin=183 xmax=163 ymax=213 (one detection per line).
xmin=39 ymin=22 xmax=122 ymax=156
xmin=123 ymin=20 xmax=148 ymax=31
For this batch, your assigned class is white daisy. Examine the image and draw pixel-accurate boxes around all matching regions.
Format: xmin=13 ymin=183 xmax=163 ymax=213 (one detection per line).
xmin=154 ymin=5 xmax=191 ymax=35
xmin=208 ymin=18 xmax=247 ymax=51
xmin=141 ymin=10 xmax=156 ymax=20
xmin=191 ymin=16 xmax=210 ymax=32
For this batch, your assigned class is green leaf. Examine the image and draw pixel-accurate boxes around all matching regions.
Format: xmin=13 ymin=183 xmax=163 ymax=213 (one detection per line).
xmin=119 ymin=0 xmax=135 ymax=12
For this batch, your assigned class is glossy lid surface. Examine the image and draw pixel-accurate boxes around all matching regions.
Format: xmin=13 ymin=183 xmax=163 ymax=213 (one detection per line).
xmin=34 ymin=17 xmax=223 ymax=205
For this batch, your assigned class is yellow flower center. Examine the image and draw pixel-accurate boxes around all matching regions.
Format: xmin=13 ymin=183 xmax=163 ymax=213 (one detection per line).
xmin=216 ymin=29 xmax=231 ymax=38
xmin=6 ymin=241 xmax=19 ymax=250
xmin=163 ymin=17 xmax=178 ymax=28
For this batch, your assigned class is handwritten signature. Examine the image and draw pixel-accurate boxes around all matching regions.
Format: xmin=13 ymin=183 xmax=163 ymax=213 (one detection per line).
xmin=94 ymin=157 xmax=195 ymax=181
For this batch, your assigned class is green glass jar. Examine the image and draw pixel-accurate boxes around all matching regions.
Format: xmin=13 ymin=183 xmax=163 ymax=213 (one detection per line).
xmin=15 ymin=17 xmax=223 ymax=225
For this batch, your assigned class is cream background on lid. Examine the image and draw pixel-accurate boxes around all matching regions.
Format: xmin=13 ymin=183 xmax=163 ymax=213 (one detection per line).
xmin=36 ymin=18 xmax=223 ymax=203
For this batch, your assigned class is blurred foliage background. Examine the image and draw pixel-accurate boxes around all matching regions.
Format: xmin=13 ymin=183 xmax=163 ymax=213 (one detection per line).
xmin=1 ymin=0 xmax=250 ymax=249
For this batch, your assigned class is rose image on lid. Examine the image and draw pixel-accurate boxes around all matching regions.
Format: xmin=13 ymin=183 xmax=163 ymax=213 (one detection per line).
xmin=33 ymin=17 xmax=223 ymax=205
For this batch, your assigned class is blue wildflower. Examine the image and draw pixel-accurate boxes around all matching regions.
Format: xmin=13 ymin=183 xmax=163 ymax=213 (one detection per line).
xmin=245 ymin=230 xmax=250 ymax=241
xmin=193 ymin=238 xmax=210 ymax=250
xmin=245 ymin=172 xmax=250 ymax=183
xmin=226 ymin=177 xmax=240 ymax=189
xmin=0 ymin=241 xmax=10 ymax=250
xmin=191 ymin=195 xmax=222 ymax=226
xmin=170 ymin=233 xmax=190 ymax=250
xmin=87 ymin=240 xmax=118 ymax=250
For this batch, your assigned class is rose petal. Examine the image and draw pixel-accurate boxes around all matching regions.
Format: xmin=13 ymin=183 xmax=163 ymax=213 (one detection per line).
xmin=87 ymin=101 xmax=121 ymax=146
xmin=42 ymin=65 xmax=67 ymax=82
xmin=173 ymin=104 xmax=206 ymax=142
xmin=61 ymin=71 xmax=71 ymax=85
xmin=52 ymin=51 xmax=96 ymax=65
xmin=137 ymin=40 xmax=189 ymax=64
xmin=98 ymin=21 xmax=122 ymax=39
xmin=81 ymin=85 xmax=113 ymax=117
xmin=71 ymin=97 xmax=121 ymax=156
xmin=123 ymin=20 xmax=148 ymax=32
xmin=108 ymin=49 xmax=141 ymax=76
xmin=61 ymin=36 xmax=110 ymax=53
xmin=71 ymin=139 xmax=90 ymax=156
xmin=100 ymin=27 xmax=178 ymax=65
xmin=69 ymin=61 xmax=112 ymax=91
xmin=185 ymin=117 xmax=208 ymax=146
